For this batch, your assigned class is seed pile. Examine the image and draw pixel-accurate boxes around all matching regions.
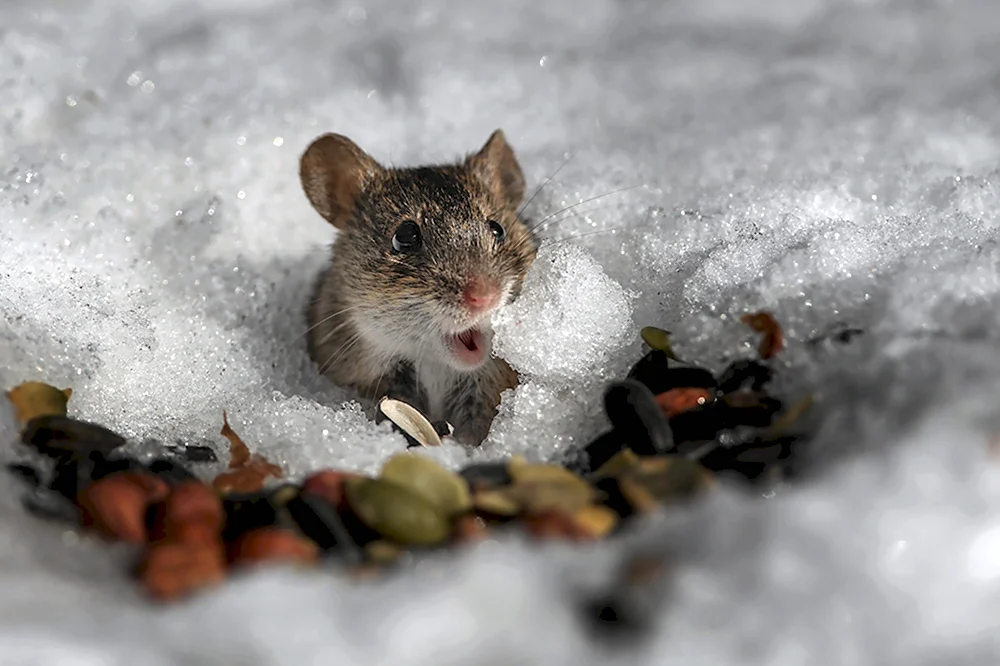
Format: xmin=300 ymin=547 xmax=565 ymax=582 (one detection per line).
xmin=3 ymin=313 xmax=812 ymax=602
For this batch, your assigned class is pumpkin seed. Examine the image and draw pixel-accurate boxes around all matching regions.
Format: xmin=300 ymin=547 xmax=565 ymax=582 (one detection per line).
xmin=379 ymin=452 xmax=471 ymax=516
xmin=344 ymin=477 xmax=449 ymax=546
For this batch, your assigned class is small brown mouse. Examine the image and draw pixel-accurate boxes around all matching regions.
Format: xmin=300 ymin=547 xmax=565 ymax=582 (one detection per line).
xmin=299 ymin=129 xmax=539 ymax=445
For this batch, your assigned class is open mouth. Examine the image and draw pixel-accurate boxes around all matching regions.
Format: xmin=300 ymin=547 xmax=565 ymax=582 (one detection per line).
xmin=447 ymin=327 xmax=488 ymax=367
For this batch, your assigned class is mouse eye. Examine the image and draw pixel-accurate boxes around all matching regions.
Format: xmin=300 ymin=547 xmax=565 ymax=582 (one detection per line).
xmin=488 ymin=220 xmax=506 ymax=244
xmin=392 ymin=220 xmax=422 ymax=252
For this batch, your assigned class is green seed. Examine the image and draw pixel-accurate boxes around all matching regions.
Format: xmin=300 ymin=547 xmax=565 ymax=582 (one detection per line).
xmin=380 ymin=453 xmax=472 ymax=516
xmin=640 ymin=326 xmax=677 ymax=359
xmin=344 ymin=478 xmax=450 ymax=546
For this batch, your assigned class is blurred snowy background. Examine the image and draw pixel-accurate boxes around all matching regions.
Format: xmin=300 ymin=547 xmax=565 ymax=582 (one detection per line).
xmin=4 ymin=0 xmax=1000 ymax=663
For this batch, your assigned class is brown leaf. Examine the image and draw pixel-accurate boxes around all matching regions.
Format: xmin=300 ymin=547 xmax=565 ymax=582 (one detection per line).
xmin=212 ymin=412 xmax=284 ymax=493
xmin=6 ymin=381 xmax=73 ymax=427
xmin=220 ymin=410 xmax=250 ymax=468
xmin=655 ymin=388 xmax=714 ymax=418
xmin=212 ymin=462 xmax=284 ymax=494
xmin=741 ymin=311 xmax=784 ymax=359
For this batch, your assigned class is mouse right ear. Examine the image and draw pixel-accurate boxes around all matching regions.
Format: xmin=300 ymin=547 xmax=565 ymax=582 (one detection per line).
xmin=300 ymin=133 xmax=382 ymax=229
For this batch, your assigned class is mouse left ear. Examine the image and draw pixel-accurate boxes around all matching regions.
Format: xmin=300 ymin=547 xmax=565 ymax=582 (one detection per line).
xmin=466 ymin=129 xmax=526 ymax=211
xmin=300 ymin=133 xmax=382 ymax=229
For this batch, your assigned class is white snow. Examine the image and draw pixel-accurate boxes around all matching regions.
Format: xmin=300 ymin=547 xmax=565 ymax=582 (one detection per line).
xmin=3 ymin=0 xmax=1000 ymax=663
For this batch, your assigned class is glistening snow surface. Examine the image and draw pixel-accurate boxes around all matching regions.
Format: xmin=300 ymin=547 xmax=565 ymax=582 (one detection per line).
xmin=3 ymin=0 xmax=1000 ymax=663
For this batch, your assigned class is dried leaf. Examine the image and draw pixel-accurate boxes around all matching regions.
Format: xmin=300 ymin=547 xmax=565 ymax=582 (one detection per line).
xmin=655 ymin=388 xmax=714 ymax=418
xmin=220 ymin=411 xmax=250 ymax=468
xmin=741 ymin=311 xmax=784 ymax=359
xmin=212 ymin=412 xmax=283 ymax=493
xmin=7 ymin=381 xmax=73 ymax=426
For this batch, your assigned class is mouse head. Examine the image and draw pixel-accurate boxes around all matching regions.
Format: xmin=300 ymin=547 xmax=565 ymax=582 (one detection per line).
xmin=300 ymin=130 xmax=538 ymax=372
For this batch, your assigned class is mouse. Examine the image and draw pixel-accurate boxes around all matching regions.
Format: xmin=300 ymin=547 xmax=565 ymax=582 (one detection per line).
xmin=299 ymin=129 xmax=539 ymax=446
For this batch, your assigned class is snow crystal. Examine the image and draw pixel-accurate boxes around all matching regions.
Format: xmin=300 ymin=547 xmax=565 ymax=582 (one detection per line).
xmin=492 ymin=241 xmax=637 ymax=382
xmin=5 ymin=0 xmax=1000 ymax=664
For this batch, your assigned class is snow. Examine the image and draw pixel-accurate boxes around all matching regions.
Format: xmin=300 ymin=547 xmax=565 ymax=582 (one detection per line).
xmin=3 ymin=0 xmax=1000 ymax=663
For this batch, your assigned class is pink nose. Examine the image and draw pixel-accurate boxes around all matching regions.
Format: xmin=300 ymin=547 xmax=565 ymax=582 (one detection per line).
xmin=463 ymin=276 xmax=500 ymax=312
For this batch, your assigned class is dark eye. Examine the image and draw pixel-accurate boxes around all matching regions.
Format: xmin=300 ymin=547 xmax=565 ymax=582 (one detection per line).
xmin=488 ymin=220 xmax=506 ymax=243
xmin=392 ymin=220 xmax=422 ymax=252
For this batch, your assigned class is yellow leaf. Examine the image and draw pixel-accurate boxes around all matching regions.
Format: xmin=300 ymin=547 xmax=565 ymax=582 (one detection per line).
xmin=6 ymin=381 xmax=72 ymax=426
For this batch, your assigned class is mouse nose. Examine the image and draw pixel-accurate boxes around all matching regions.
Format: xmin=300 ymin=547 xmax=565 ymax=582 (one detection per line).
xmin=463 ymin=275 xmax=500 ymax=313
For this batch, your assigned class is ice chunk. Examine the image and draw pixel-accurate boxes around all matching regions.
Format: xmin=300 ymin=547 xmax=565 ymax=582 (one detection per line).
xmin=492 ymin=241 xmax=638 ymax=383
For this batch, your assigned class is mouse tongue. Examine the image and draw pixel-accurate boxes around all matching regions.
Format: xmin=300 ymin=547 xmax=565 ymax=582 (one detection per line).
xmin=449 ymin=327 xmax=487 ymax=366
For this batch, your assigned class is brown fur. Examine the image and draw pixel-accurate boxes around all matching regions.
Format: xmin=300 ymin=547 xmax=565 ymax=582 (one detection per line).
xmin=301 ymin=130 xmax=538 ymax=445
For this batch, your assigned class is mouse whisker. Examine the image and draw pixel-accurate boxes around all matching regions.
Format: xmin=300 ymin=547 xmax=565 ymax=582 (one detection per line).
xmin=527 ymin=184 xmax=645 ymax=235
xmin=317 ymin=332 xmax=364 ymax=379
xmin=370 ymin=335 xmax=411 ymax=405
xmin=542 ymin=205 xmax=659 ymax=249
xmin=511 ymin=201 xmax=633 ymax=255
xmin=517 ymin=152 xmax=574 ymax=218
xmin=314 ymin=317 xmax=360 ymax=347
xmin=299 ymin=304 xmax=367 ymax=340
xmin=543 ymin=224 xmax=636 ymax=248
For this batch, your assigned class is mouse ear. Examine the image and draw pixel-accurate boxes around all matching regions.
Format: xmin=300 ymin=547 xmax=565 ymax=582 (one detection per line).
xmin=300 ymin=133 xmax=382 ymax=229
xmin=466 ymin=129 xmax=526 ymax=211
